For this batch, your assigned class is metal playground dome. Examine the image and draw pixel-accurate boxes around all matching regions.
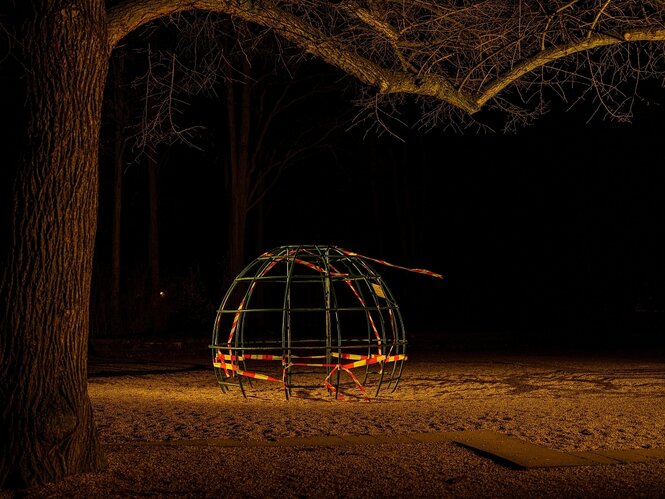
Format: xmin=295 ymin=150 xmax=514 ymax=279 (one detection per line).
xmin=210 ymin=244 xmax=442 ymax=401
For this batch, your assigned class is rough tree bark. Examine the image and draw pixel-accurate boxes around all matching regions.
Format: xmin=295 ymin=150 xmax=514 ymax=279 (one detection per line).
xmin=0 ymin=0 xmax=109 ymax=487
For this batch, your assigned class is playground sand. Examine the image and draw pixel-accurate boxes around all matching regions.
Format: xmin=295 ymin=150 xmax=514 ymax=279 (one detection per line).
xmin=4 ymin=349 xmax=665 ymax=498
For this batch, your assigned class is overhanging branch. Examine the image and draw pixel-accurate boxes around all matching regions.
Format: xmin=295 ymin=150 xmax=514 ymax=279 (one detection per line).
xmin=108 ymin=1 xmax=665 ymax=118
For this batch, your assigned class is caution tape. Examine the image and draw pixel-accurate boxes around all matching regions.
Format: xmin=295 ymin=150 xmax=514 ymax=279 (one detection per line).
xmin=323 ymin=353 xmax=407 ymax=401
xmin=338 ymin=248 xmax=444 ymax=279
xmin=340 ymin=353 xmax=406 ymax=370
xmin=227 ymin=247 xmax=441 ymax=346
xmin=214 ymin=349 xmax=407 ymax=400
xmin=213 ymin=361 xmax=284 ymax=383
xmin=318 ymin=261 xmax=382 ymax=348
xmin=324 ymin=365 xmax=370 ymax=401
xmin=227 ymin=260 xmax=279 ymax=344
xmin=287 ymin=361 xmax=339 ymax=368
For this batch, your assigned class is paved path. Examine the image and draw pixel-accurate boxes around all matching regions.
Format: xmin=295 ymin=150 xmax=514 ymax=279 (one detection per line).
xmin=139 ymin=429 xmax=665 ymax=469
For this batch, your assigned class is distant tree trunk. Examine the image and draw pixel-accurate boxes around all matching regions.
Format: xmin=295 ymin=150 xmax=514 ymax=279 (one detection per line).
xmin=110 ymin=50 xmax=128 ymax=336
xmin=147 ymin=151 xmax=162 ymax=332
xmin=255 ymin=177 xmax=265 ymax=253
xmin=397 ymin=143 xmax=416 ymax=261
xmin=111 ymin=133 xmax=124 ymax=333
xmin=224 ymin=56 xmax=251 ymax=284
xmin=368 ymin=138 xmax=385 ymax=256
xmin=0 ymin=1 xmax=108 ymax=487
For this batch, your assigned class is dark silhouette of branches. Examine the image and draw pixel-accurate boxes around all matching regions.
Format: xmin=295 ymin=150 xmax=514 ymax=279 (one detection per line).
xmin=112 ymin=11 xmax=355 ymax=289
xmin=107 ymin=0 xmax=665 ymax=133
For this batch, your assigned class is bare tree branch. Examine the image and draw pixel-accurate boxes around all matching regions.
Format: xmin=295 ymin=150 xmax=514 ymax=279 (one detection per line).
xmin=108 ymin=0 xmax=665 ymax=128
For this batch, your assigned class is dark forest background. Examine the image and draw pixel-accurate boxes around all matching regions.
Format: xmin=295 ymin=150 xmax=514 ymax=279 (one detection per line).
xmin=92 ymin=57 xmax=665 ymax=351
xmin=2 ymin=21 xmax=663 ymax=352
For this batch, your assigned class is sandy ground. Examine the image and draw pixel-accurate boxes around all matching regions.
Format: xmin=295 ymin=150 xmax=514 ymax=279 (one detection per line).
xmin=3 ymin=344 xmax=665 ymax=498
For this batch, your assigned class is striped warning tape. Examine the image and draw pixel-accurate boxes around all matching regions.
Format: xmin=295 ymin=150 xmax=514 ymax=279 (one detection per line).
xmin=324 ymin=261 xmax=382 ymax=347
xmin=338 ymin=248 xmax=444 ymax=279
xmin=226 ymin=247 xmax=441 ymax=346
xmin=213 ymin=361 xmax=284 ymax=383
xmin=341 ymin=353 xmax=406 ymax=370
xmin=323 ymin=353 xmax=406 ymax=401
xmin=324 ymin=365 xmax=369 ymax=401
xmin=214 ymin=350 xmax=407 ymax=400
xmin=215 ymin=351 xmax=405 ymax=364
xmin=227 ymin=259 xmax=279 ymax=344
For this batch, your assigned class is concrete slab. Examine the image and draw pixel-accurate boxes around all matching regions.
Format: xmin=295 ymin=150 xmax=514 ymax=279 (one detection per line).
xmin=133 ymin=431 xmax=665 ymax=471
xmin=406 ymin=431 xmax=458 ymax=443
xmin=339 ymin=434 xmax=382 ymax=445
xmin=346 ymin=433 xmax=417 ymax=444
xmin=144 ymin=438 xmax=250 ymax=447
xmin=636 ymin=448 xmax=665 ymax=460
xmin=448 ymin=430 xmax=593 ymax=469
xmin=567 ymin=451 xmax=625 ymax=465
xmin=273 ymin=435 xmax=348 ymax=447
xmin=576 ymin=448 xmax=665 ymax=464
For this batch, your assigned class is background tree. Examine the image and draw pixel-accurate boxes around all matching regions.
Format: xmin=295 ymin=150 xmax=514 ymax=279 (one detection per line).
xmin=3 ymin=0 xmax=665 ymax=488
xmin=94 ymin=46 xmax=133 ymax=338
xmin=151 ymin=14 xmax=349 ymax=289
xmin=95 ymin=40 xmax=173 ymax=338
xmin=210 ymin=22 xmax=349 ymax=285
xmin=96 ymin=15 xmax=350 ymax=335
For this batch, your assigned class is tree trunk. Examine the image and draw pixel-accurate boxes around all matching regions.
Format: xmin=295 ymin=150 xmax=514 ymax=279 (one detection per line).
xmin=0 ymin=1 xmax=108 ymax=487
xmin=224 ymin=57 xmax=252 ymax=284
xmin=110 ymin=49 xmax=128 ymax=336
xmin=147 ymin=151 xmax=162 ymax=333
xmin=110 ymin=136 xmax=124 ymax=335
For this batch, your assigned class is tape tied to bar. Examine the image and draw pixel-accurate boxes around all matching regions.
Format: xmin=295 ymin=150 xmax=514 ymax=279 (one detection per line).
xmin=339 ymin=248 xmax=444 ymax=279
xmin=214 ymin=350 xmax=406 ymax=400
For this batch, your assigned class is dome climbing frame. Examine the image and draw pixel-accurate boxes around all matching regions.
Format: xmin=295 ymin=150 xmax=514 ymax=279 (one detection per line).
xmin=210 ymin=244 xmax=442 ymax=400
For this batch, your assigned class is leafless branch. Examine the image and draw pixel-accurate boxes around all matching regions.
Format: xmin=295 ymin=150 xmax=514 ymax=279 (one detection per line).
xmin=108 ymin=0 xmax=665 ymax=132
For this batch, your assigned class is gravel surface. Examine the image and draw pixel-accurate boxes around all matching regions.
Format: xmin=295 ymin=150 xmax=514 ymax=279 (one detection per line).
xmin=3 ymin=348 xmax=665 ymax=498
